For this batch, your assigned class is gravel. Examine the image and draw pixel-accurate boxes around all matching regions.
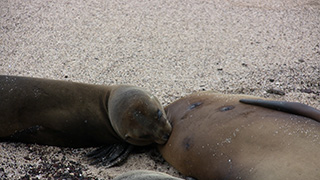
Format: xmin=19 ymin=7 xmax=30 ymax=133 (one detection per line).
xmin=0 ymin=0 xmax=319 ymax=179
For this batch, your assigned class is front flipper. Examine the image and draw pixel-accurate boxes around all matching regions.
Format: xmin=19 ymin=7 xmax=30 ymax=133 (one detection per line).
xmin=239 ymin=99 xmax=320 ymax=122
xmin=87 ymin=143 xmax=134 ymax=168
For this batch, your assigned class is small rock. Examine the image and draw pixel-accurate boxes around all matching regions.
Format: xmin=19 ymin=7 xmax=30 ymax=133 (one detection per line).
xmin=266 ymin=88 xmax=285 ymax=96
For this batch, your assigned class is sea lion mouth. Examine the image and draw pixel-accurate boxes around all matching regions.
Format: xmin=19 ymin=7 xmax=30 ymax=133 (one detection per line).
xmin=155 ymin=119 xmax=173 ymax=144
xmin=154 ymin=133 xmax=171 ymax=144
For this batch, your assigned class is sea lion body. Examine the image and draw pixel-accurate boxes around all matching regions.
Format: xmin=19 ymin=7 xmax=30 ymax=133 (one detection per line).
xmin=113 ymin=170 xmax=183 ymax=180
xmin=0 ymin=75 xmax=171 ymax=147
xmin=159 ymin=92 xmax=320 ymax=180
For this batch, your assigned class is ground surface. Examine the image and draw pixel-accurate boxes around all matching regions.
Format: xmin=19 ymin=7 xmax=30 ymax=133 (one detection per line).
xmin=0 ymin=0 xmax=319 ymax=179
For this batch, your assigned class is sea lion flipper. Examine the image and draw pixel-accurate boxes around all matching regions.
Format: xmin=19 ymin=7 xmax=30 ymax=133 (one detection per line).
xmin=239 ymin=99 xmax=320 ymax=122
xmin=87 ymin=143 xmax=134 ymax=168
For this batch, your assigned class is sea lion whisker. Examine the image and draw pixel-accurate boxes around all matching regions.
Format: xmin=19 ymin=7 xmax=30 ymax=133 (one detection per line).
xmin=166 ymin=110 xmax=172 ymax=123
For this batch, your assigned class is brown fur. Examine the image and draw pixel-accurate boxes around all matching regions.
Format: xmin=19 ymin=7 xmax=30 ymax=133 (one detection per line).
xmin=0 ymin=75 xmax=171 ymax=147
xmin=159 ymin=92 xmax=320 ymax=180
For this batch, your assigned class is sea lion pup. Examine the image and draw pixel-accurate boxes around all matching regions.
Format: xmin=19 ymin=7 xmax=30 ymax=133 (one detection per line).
xmin=158 ymin=92 xmax=320 ymax=180
xmin=113 ymin=170 xmax=184 ymax=180
xmin=0 ymin=75 xmax=171 ymax=167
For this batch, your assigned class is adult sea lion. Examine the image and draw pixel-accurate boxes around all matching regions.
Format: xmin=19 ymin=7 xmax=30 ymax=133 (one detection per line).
xmin=158 ymin=92 xmax=320 ymax=180
xmin=0 ymin=75 xmax=171 ymax=166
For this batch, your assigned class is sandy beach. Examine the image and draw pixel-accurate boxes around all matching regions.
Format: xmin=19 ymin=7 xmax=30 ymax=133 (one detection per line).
xmin=0 ymin=0 xmax=319 ymax=179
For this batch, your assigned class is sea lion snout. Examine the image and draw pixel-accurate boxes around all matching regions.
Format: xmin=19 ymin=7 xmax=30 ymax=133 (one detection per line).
xmin=154 ymin=121 xmax=172 ymax=144
xmin=162 ymin=132 xmax=170 ymax=141
xmin=154 ymin=133 xmax=170 ymax=144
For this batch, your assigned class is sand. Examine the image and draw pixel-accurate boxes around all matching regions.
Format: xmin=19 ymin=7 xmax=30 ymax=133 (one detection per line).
xmin=0 ymin=0 xmax=319 ymax=179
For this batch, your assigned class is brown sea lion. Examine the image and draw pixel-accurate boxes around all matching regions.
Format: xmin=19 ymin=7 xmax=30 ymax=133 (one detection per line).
xmin=158 ymin=92 xmax=320 ymax=180
xmin=0 ymin=75 xmax=171 ymax=166
xmin=113 ymin=170 xmax=184 ymax=180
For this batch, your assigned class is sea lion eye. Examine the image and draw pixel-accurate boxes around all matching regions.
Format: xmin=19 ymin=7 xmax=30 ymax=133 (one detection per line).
xmin=157 ymin=109 xmax=162 ymax=119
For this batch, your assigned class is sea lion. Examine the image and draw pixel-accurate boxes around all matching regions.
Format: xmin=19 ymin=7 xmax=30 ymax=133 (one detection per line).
xmin=113 ymin=170 xmax=184 ymax=180
xmin=158 ymin=92 xmax=320 ymax=180
xmin=0 ymin=75 xmax=171 ymax=165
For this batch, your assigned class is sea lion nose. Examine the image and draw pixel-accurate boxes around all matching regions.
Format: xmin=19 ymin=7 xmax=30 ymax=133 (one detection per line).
xmin=162 ymin=133 xmax=170 ymax=141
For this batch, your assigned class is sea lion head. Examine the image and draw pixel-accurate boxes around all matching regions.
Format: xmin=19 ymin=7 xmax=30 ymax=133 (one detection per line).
xmin=108 ymin=86 xmax=172 ymax=146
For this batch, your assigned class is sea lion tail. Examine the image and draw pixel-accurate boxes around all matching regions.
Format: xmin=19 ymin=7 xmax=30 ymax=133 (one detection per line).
xmin=239 ymin=99 xmax=320 ymax=122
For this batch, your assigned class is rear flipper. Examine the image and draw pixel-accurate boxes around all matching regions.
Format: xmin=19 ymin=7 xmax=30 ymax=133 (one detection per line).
xmin=87 ymin=143 xmax=134 ymax=168
xmin=239 ymin=99 xmax=320 ymax=122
